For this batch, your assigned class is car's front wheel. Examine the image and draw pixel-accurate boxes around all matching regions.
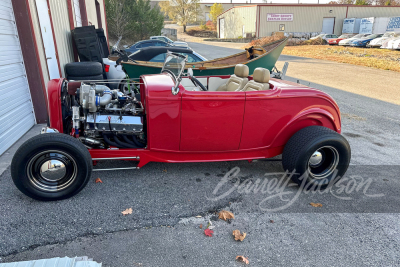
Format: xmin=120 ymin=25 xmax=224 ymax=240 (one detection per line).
xmin=11 ymin=133 xmax=92 ymax=201
xmin=282 ymin=126 xmax=351 ymax=189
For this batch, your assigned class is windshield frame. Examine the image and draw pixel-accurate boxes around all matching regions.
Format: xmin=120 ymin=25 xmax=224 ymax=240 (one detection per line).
xmin=161 ymin=51 xmax=188 ymax=95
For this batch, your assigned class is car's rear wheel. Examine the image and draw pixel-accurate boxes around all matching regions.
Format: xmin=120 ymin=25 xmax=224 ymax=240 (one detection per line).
xmin=11 ymin=134 xmax=92 ymax=201
xmin=282 ymin=126 xmax=351 ymax=189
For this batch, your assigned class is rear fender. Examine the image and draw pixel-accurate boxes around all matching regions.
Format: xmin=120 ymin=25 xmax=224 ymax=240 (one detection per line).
xmin=271 ymin=107 xmax=340 ymax=148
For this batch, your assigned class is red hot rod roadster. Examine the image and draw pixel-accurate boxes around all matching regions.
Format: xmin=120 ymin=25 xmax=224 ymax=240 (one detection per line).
xmin=11 ymin=53 xmax=350 ymax=200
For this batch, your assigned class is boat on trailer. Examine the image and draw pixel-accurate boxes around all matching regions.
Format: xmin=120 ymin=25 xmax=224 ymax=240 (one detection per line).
xmin=120 ymin=37 xmax=288 ymax=79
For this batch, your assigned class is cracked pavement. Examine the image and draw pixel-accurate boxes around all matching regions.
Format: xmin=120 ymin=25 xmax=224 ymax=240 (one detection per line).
xmin=1 ymin=43 xmax=400 ymax=266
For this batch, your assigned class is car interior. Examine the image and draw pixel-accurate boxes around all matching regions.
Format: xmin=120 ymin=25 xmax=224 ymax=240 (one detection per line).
xmin=180 ymin=64 xmax=272 ymax=92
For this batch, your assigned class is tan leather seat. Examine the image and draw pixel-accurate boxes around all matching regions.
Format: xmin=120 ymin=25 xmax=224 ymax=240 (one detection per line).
xmin=216 ymin=64 xmax=249 ymax=92
xmin=242 ymin=68 xmax=270 ymax=91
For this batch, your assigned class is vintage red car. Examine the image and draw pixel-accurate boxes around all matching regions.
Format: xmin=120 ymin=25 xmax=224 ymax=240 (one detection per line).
xmin=11 ymin=53 xmax=351 ymax=200
xmin=327 ymin=34 xmax=355 ymax=45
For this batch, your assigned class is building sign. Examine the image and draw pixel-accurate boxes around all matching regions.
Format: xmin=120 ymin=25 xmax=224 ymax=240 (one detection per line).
xmin=267 ymin=13 xmax=293 ymax=22
xmin=359 ymin=17 xmax=374 ymax=34
xmin=386 ymin=16 xmax=400 ymax=32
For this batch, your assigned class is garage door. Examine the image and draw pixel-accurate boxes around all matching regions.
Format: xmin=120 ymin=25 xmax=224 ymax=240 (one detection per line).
xmin=322 ymin=17 xmax=335 ymax=34
xmin=0 ymin=0 xmax=35 ymax=155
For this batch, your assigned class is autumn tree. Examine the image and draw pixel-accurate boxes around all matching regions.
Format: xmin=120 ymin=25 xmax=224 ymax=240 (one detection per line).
xmin=105 ymin=0 xmax=164 ymax=44
xmin=355 ymin=0 xmax=370 ymax=4
xmin=210 ymin=3 xmax=224 ymax=25
xmin=160 ymin=0 xmax=201 ymax=32
xmin=337 ymin=0 xmax=355 ymax=3
xmin=373 ymin=0 xmax=399 ymax=4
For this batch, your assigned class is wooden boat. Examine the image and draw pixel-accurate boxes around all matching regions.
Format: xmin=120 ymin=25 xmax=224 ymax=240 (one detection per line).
xmin=121 ymin=37 xmax=288 ymax=79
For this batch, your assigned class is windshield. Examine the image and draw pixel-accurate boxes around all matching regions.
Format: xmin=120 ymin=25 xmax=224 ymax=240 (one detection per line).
xmin=338 ymin=35 xmax=348 ymax=38
xmin=161 ymin=52 xmax=187 ymax=82
xmin=365 ymin=34 xmax=380 ymax=39
xmin=383 ymin=32 xmax=392 ymax=37
xmin=353 ymin=34 xmax=364 ymax=38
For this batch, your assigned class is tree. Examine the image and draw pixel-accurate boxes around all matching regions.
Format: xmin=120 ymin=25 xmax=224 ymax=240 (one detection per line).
xmin=209 ymin=3 xmax=224 ymax=25
xmin=355 ymin=0 xmax=370 ymax=4
xmin=374 ymin=0 xmax=399 ymax=4
xmin=128 ymin=0 xmax=165 ymax=40
xmin=105 ymin=0 xmax=164 ymax=44
xmin=105 ymin=0 xmax=132 ymax=41
xmin=160 ymin=0 xmax=201 ymax=32
xmin=328 ymin=1 xmax=339 ymax=3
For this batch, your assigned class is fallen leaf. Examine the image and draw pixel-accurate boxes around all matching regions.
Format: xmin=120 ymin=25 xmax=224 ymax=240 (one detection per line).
xmin=233 ymin=229 xmax=247 ymax=241
xmin=195 ymin=215 xmax=202 ymax=218
xmin=270 ymin=220 xmax=274 ymax=223
xmin=204 ymin=228 xmax=214 ymax=237
xmin=310 ymin=202 xmax=323 ymax=207
xmin=218 ymin=210 xmax=234 ymax=221
xmin=121 ymin=208 xmax=133 ymax=215
xmin=199 ymin=224 xmax=203 ymax=229
xmin=236 ymin=256 xmax=249 ymax=264
xmin=163 ymin=169 xmax=167 ymax=172
xmin=95 ymin=178 xmax=103 ymax=183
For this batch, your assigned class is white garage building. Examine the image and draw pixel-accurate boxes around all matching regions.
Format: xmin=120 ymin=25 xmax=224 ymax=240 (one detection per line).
xmin=217 ymin=4 xmax=400 ymax=39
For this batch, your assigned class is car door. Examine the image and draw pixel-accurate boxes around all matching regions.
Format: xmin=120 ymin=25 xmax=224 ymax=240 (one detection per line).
xmin=180 ymin=89 xmax=245 ymax=151
xmin=240 ymin=86 xmax=282 ymax=150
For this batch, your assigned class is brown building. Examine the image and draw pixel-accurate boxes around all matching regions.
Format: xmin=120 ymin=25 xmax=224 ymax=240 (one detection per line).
xmin=0 ymin=0 xmax=108 ymax=155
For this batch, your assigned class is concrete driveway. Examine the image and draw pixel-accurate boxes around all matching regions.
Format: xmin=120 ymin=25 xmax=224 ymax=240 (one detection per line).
xmin=1 ymin=42 xmax=399 ymax=266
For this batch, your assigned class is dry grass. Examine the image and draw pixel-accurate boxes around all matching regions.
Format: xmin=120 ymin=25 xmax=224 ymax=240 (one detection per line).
xmin=243 ymin=35 xmax=283 ymax=48
xmin=282 ymin=45 xmax=400 ymax=72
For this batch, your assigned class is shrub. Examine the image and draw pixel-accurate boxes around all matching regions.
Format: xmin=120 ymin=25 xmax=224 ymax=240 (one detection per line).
xmin=245 ymin=35 xmax=283 ymax=48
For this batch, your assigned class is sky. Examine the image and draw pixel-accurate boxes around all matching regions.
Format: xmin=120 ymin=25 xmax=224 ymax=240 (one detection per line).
xmin=200 ymin=0 xmax=333 ymax=3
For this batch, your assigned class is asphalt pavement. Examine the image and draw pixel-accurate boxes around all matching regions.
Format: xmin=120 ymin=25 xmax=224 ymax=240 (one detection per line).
xmin=1 ymin=42 xmax=400 ymax=266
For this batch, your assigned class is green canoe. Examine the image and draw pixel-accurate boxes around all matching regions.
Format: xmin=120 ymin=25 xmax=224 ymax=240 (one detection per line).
xmin=121 ymin=37 xmax=288 ymax=79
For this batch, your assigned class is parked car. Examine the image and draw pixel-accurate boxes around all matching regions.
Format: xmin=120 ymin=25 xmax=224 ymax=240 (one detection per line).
xmin=327 ymin=34 xmax=355 ymax=45
xmin=124 ymin=40 xmax=171 ymax=54
xmin=338 ymin=33 xmax=369 ymax=46
xmin=150 ymin=36 xmax=189 ymax=48
xmin=350 ymin=33 xmax=383 ymax=47
xmin=310 ymin=34 xmax=339 ymax=42
xmin=310 ymin=34 xmax=324 ymax=40
xmin=381 ymin=36 xmax=400 ymax=49
xmin=11 ymin=52 xmax=351 ymax=201
xmin=367 ymin=32 xmax=399 ymax=48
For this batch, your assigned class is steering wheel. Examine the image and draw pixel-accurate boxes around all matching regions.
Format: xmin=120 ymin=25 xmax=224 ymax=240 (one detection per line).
xmin=188 ymin=68 xmax=207 ymax=91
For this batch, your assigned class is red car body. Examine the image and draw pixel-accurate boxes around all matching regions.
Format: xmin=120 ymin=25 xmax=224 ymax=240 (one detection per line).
xmin=328 ymin=38 xmax=345 ymax=45
xmin=47 ymin=74 xmax=341 ymax=168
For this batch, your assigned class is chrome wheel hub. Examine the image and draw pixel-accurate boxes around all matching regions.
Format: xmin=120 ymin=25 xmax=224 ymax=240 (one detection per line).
xmin=309 ymin=151 xmax=323 ymax=166
xmin=27 ymin=150 xmax=77 ymax=192
xmin=40 ymin=160 xmax=66 ymax=182
xmin=308 ymin=146 xmax=339 ymax=180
